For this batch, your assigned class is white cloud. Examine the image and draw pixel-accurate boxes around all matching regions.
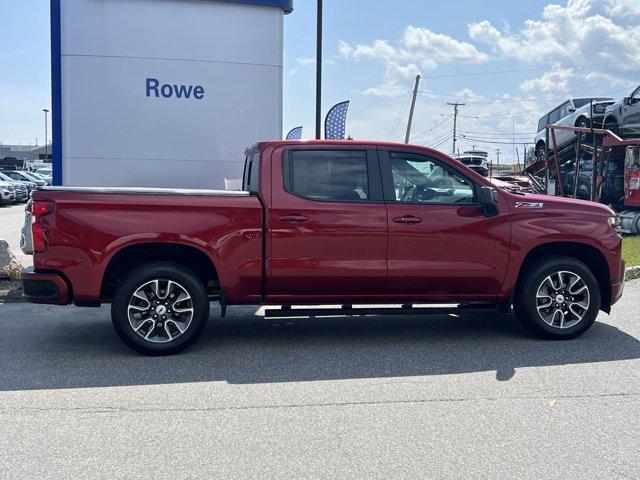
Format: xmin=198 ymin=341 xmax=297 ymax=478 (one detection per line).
xmin=339 ymin=26 xmax=488 ymax=69
xmin=468 ymin=0 xmax=640 ymax=67
xmin=295 ymin=57 xmax=316 ymax=66
xmin=520 ymin=68 xmax=575 ymax=93
xmin=606 ymin=0 xmax=640 ymax=17
xmin=339 ymin=26 xmax=488 ymax=97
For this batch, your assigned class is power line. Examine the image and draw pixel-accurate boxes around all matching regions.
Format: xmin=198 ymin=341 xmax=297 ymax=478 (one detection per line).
xmin=432 ymin=134 xmax=453 ymax=149
xmin=459 ymin=135 xmax=532 ymax=145
xmin=459 ymin=129 xmax=536 ymax=136
xmin=418 ymin=128 xmax=454 ymax=146
xmin=410 ymin=114 xmax=452 ymax=140
xmin=414 ymin=60 xmax=640 ymax=80
xmin=387 ymin=90 xmax=412 ymax=140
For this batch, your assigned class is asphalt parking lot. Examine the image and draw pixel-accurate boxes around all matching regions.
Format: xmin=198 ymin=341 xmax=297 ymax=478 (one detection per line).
xmin=1 ymin=282 xmax=639 ymax=479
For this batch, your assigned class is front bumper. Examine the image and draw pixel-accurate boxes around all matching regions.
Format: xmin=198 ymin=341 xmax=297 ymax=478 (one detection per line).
xmin=21 ymin=267 xmax=71 ymax=305
xmin=610 ymin=259 xmax=626 ymax=308
xmin=1 ymin=192 xmax=15 ymax=204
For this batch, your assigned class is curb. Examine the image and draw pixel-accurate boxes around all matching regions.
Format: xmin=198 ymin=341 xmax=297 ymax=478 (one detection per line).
xmin=627 ymin=265 xmax=640 ymax=281
xmin=0 ymin=288 xmax=24 ymax=303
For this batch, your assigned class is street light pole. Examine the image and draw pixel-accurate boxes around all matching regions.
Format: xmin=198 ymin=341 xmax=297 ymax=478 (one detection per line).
xmin=315 ymin=0 xmax=323 ymax=140
xmin=43 ymin=108 xmax=49 ymax=161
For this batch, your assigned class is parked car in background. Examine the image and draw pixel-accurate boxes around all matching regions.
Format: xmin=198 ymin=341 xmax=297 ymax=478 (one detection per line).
xmin=534 ymin=97 xmax=615 ymax=161
xmin=28 ymin=172 xmax=50 ymax=184
xmin=603 ymin=85 xmax=640 ymax=139
xmin=0 ymin=182 xmax=16 ymax=205
xmin=0 ymin=171 xmax=36 ymax=201
xmin=455 ymin=149 xmax=490 ymax=177
xmin=35 ymin=167 xmax=53 ymax=184
xmin=4 ymin=170 xmax=48 ymax=187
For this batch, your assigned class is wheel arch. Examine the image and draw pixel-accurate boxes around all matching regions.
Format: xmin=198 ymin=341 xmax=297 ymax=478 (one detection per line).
xmin=603 ymin=114 xmax=619 ymax=129
xmin=515 ymin=241 xmax=611 ymax=312
xmin=574 ymin=115 xmax=590 ymax=127
xmin=100 ymin=241 xmax=221 ymax=301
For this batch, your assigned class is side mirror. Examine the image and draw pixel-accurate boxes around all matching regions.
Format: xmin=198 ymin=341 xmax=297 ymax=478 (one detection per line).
xmin=478 ymin=186 xmax=499 ymax=218
xmin=623 ymin=97 xmax=631 ymax=106
xmin=567 ymin=106 xmax=576 ymax=113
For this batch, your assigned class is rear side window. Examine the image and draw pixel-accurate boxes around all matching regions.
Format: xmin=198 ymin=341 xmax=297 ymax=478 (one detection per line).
xmin=243 ymin=153 xmax=260 ymax=193
xmin=537 ymin=115 xmax=548 ymax=132
xmin=286 ymin=150 xmax=369 ymax=201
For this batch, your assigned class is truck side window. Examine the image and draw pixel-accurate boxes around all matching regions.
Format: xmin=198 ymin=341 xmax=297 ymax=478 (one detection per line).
xmin=243 ymin=153 xmax=260 ymax=193
xmin=537 ymin=115 xmax=548 ymax=132
xmin=287 ymin=150 xmax=369 ymax=201
xmin=389 ymin=155 xmax=475 ymax=204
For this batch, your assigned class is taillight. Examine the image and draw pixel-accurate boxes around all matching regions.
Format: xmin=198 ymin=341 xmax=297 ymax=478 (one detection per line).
xmin=31 ymin=201 xmax=54 ymax=253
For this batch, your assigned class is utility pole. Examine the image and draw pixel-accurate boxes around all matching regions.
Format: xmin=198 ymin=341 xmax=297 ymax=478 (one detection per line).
xmin=315 ymin=0 xmax=323 ymax=139
xmin=404 ymin=74 xmax=421 ymax=144
xmin=495 ymin=148 xmax=501 ymax=173
xmin=447 ymin=101 xmax=465 ymax=156
xmin=43 ymin=108 xmax=49 ymax=160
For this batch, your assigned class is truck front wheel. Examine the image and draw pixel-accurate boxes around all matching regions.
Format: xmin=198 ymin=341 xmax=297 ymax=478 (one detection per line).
xmin=111 ymin=262 xmax=210 ymax=355
xmin=514 ymin=256 xmax=601 ymax=339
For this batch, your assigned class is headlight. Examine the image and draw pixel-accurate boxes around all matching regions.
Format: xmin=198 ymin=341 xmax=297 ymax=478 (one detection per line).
xmin=609 ymin=215 xmax=622 ymax=231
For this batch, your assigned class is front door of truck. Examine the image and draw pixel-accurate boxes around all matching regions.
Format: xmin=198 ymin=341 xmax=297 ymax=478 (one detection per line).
xmin=266 ymin=147 xmax=388 ymax=302
xmin=380 ymin=150 xmax=511 ymax=301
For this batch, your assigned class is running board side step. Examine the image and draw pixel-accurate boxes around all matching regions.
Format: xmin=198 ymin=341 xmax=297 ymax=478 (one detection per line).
xmin=263 ymin=303 xmax=498 ymax=319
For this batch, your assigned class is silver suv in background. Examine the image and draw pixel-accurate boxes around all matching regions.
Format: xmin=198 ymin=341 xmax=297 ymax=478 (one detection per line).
xmin=534 ymin=97 xmax=614 ymax=161
xmin=603 ymin=85 xmax=640 ymax=139
xmin=0 ymin=182 xmax=16 ymax=205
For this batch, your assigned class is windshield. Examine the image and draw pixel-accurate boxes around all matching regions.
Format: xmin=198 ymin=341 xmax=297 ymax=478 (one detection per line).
xmin=573 ymin=98 xmax=613 ymax=108
xmin=0 ymin=172 xmax=15 ymax=182
xmin=19 ymin=172 xmax=40 ymax=181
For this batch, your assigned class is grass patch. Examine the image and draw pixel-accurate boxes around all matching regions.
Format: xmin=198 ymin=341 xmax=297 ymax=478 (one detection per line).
xmin=622 ymin=236 xmax=640 ymax=268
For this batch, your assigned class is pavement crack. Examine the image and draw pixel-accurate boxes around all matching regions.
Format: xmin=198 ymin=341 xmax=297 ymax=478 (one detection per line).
xmin=3 ymin=391 xmax=640 ymax=416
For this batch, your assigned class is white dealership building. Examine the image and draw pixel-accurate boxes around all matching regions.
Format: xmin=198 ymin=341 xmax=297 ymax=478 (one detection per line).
xmin=51 ymin=0 xmax=293 ymax=188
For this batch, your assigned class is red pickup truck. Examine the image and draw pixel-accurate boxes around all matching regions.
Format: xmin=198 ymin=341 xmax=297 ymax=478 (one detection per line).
xmin=22 ymin=140 xmax=625 ymax=355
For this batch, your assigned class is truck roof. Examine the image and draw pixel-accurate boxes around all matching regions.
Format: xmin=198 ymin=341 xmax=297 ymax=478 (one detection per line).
xmin=246 ymin=139 xmax=449 ymax=157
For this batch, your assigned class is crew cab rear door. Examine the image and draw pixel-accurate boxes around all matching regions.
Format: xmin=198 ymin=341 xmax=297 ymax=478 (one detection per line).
xmin=380 ymin=149 xmax=511 ymax=300
xmin=265 ymin=146 xmax=387 ymax=302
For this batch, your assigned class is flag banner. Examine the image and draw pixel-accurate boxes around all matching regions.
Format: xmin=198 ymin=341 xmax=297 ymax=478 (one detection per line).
xmin=324 ymin=101 xmax=350 ymax=140
xmin=286 ymin=126 xmax=303 ymax=140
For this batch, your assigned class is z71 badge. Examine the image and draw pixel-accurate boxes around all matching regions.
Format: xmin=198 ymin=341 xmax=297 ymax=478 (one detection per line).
xmin=515 ymin=201 xmax=544 ymax=209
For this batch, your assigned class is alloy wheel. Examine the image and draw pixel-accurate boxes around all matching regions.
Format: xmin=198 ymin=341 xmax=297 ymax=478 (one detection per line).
xmin=127 ymin=279 xmax=194 ymax=343
xmin=535 ymin=270 xmax=591 ymax=329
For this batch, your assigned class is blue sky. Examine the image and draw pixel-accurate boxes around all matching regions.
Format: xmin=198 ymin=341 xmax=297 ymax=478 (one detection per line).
xmin=2 ymin=0 xmax=640 ymax=163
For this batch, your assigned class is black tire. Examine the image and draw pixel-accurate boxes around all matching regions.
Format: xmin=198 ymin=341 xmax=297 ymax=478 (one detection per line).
xmin=576 ymin=117 xmax=589 ymax=129
xmin=576 ymin=117 xmax=592 ymax=142
xmin=514 ymin=256 xmax=601 ymax=340
xmin=111 ymin=262 xmax=210 ymax=355
xmin=604 ymin=119 xmax=620 ymax=137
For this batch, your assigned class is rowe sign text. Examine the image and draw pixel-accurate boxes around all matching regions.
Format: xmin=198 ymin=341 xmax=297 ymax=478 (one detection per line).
xmin=146 ymin=78 xmax=205 ymax=100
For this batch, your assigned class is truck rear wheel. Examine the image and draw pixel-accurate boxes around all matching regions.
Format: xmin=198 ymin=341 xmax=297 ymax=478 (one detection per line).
xmin=514 ymin=256 xmax=601 ymax=340
xmin=111 ymin=262 xmax=209 ymax=355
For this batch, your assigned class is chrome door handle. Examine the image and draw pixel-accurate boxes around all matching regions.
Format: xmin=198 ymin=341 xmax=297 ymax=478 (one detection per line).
xmin=278 ymin=214 xmax=309 ymax=222
xmin=393 ymin=215 xmax=422 ymax=224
